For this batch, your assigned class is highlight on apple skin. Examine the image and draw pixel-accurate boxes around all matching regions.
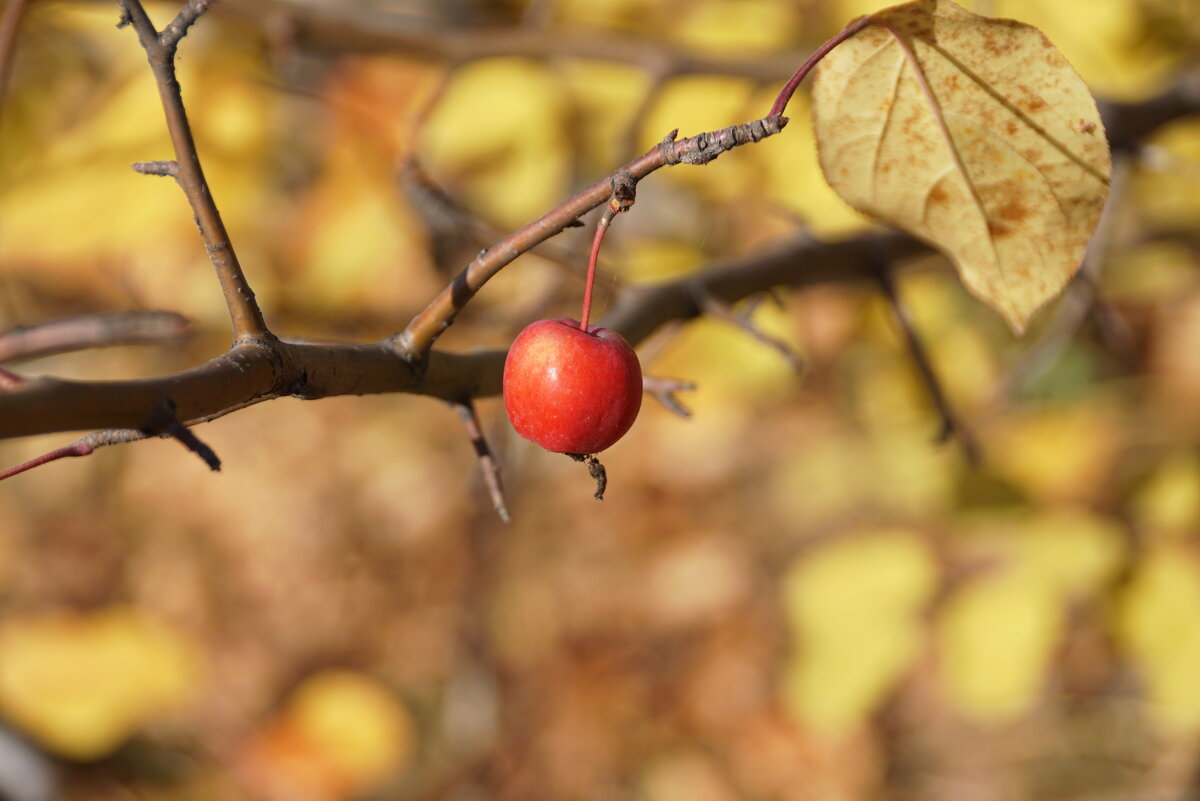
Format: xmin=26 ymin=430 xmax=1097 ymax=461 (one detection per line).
xmin=502 ymin=318 xmax=643 ymax=454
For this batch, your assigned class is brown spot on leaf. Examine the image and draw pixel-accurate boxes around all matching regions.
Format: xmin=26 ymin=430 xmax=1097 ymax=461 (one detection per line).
xmin=988 ymin=220 xmax=1011 ymax=238
xmin=1019 ymin=94 xmax=1048 ymax=114
xmin=995 ymin=197 xmax=1029 ymax=223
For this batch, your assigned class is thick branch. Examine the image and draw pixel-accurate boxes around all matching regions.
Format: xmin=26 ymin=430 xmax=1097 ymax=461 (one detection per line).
xmin=118 ymin=0 xmax=270 ymax=341
xmin=0 ymin=232 xmax=922 ymax=440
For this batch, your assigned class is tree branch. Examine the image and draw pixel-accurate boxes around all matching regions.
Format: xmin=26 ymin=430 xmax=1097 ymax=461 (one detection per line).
xmin=3 ymin=3 xmax=1197 ymax=481
xmin=0 ymin=232 xmax=923 ymax=440
xmin=0 ymin=311 xmax=192 ymax=364
xmin=117 ymin=0 xmax=270 ymax=341
xmin=218 ymin=0 xmax=806 ymax=83
xmin=452 ymin=400 xmax=509 ymax=523
xmin=0 ymin=0 xmax=28 ymax=128
xmin=875 ymin=267 xmax=980 ymax=464
xmin=396 ymin=116 xmax=788 ymax=357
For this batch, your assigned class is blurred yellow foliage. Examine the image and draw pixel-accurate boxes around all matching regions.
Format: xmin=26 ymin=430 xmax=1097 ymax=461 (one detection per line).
xmin=621 ymin=238 xmax=703 ymax=283
xmin=560 ymin=60 xmax=649 ymax=168
xmin=939 ymin=572 xmax=1061 ymax=722
xmin=746 ymin=88 xmax=872 ymax=236
xmin=240 ymin=669 xmax=415 ymax=800
xmin=781 ymin=530 xmax=938 ymax=731
xmin=296 ymin=146 xmax=436 ymax=319
xmin=283 ymin=670 xmax=413 ymax=787
xmin=0 ymin=607 xmax=197 ymax=760
xmin=671 ymin=0 xmax=802 ymax=54
xmin=1118 ymin=548 xmax=1200 ymax=733
xmin=640 ymin=76 xmax=757 ymax=197
xmin=421 ymin=58 xmax=571 ymax=228
xmin=982 ymin=402 xmax=1121 ymax=504
xmin=0 ymin=1 xmax=1197 ymax=798
xmin=1131 ymin=451 xmax=1200 ymax=539
xmin=940 ymin=509 xmax=1124 ymax=722
xmin=1137 ymin=118 xmax=1200 ymax=229
xmin=994 ymin=0 xmax=1180 ymax=98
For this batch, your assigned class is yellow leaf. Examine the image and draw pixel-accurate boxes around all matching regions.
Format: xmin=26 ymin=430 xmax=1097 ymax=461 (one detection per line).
xmin=1117 ymin=548 xmax=1200 ymax=733
xmin=420 ymin=59 xmax=570 ymax=228
xmin=812 ymin=0 xmax=1111 ymax=332
xmin=781 ymin=530 xmax=938 ymax=731
xmin=283 ymin=670 xmax=414 ymax=789
xmin=671 ymin=0 xmax=802 ymax=55
xmin=0 ymin=608 xmax=197 ymax=760
xmin=1131 ymin=452 xmax=1200 ymax=539
xmin=981 ymin=402 xmax=1120 ymax=504
xmin=938 ymin=572 xmax=1061 ymax=722
xmin=993 ymin=0 xmax=1181 ymax=99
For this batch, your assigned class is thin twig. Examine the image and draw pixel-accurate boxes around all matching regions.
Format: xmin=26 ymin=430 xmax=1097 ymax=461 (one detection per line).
xmin=452 ymin=400 xmax=509 ymax=522
xmin=875 ymin=268 xmax=980 ymax=464
xmin=642 ymin=375 xmax=695 ymax=417
xmin=118 ymin=0 xmax=271 ymax=341
xmin=147 ymin=397 xmax=220 ymax=470
xmin=0 ymin=397 xmax=220 ymax=482
xmin=0 ymin=429 xmax=145 ymax=482
xmin=157 ymin=0 xmax=218 ymax=50
xmin=696 ymin=291 xmax=804 ymax=374
xmin=397 ymin=115 xmax=788 ymax=357
xmin=131 ymin=160 xmax=180 ymax=177
xmin=0 ymin=311 xmax=192 ymax=364
xmin=0 ymin=0 xmax=28 ymax=128
xmin=401 ymin=158 xmax=604 ymax=286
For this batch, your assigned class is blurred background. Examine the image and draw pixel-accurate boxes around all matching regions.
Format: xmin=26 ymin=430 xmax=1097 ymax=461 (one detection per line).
xmin=1 ymin=0 xmax=1199 ymax=799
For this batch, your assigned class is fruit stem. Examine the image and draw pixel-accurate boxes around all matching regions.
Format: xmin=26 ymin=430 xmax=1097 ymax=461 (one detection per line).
xmin=767 ymin=13 xmax=876 ymax=118
xmin=579 ymin=202 xmax=617 ymax=331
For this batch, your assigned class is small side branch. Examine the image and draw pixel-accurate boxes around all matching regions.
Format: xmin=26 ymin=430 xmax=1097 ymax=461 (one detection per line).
xmin=157 ymin=0 xmax=217 ymax=50
xmin=0 ymin=429 xmax=146 ymax=482
xmin=117 ymin=0 xmax=271 ymax=342
xmin=0 ymin=397 xmax=219 ymax=483
xmin=696 ymin=291 xmax=804 ymax=374
xmin=643 ymin=375 xmax=695 ymax=417
xmin=659 ymin=116 xmax=788 ymax=166
xmin=0 ymin=311 xmax=192 ymax=363
xmin=398 ymin=116 xmax=788 ymax=357
xmin=875 ymin=269 xmax=980 ymax=464
xmin=146 ymin=397 xmax=220 ymax=471
xmin=452 ymin=400 xmax=509 ymax=522
xmin=132 ymin=159 xmax=179 ymax=177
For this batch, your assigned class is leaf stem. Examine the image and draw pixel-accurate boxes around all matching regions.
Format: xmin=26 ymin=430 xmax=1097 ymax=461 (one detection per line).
xmin=768 ymin=14 xmax=875 ymax=118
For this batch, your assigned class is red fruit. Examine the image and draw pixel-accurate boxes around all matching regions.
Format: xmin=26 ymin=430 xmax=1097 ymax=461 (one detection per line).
xmin=503 ymin=318 xmax=642 ymax=454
